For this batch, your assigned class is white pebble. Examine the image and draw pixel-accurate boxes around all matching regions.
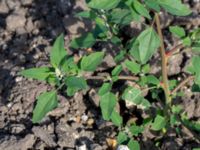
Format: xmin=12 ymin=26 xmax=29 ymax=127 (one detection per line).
xmin=117 ymin=145 xmax=130 ymax=150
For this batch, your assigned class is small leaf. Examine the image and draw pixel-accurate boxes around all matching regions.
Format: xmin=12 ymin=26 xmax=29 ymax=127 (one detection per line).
xmin=100 ymin=92 xmax=117 ymax=120
xmin=169 ymin=26 xmax=186 ymax=38
xmin=66 ymin=87 xmax=78 ymax=96
xmin=128 ymin=140 xmax=140 ymax=150
xmin=145 ymin=0 xmax=160 ymax=11
xmin=124 ymin=60 xmax=141 ymax=74
xmin=50 ymin=34 xmax=67 ymax=69
xmin=146 ymin=75 xmax=160 ymax=85
xmin=133 ymin=0 xmax=151 ymax=19
xmin=117 ymin=132 xmax=128 ymax=144
xmin=81 ymin=52 xmax=104 ymax=71
xmin=112 ymin=65 xmax=123 ymax=76
xmin=122 ymin=87 xmax=143 ymax=105
xmin=88 ymin=0 xmax=120 ymax=10
xmin=20 ymin=67 xmax=56 ymax=83
xmin=32 ymin=91 xmax=58 ymax=123
xmin=65 ymin=76 xmax=87 ymax=90
xmin=157 ymin=0 xmax=191 ymax=16
xmin=110 ymin=110 xmax=123 ymax=126
xmin=151 ymin=115 xmax=166 ymax=131
xmin=70 ymin=33 xmax=96 ymax=49
xmin=182 ymin=37 xmax=192 ymax=46
xmin=129 ymin=125 xmax=144 ymax=136
xmin=98 ymin=83 xmax=112 ymax=96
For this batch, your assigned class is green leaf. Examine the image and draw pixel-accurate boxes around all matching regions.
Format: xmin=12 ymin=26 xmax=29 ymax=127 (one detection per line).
xmin=169 ymin=26 xmax=186 ymax=38
xmin=66 ymin=87 xmax=78 ymax=97
xmin=20 ymin=67 xmax=56 ymax=83
xmin=110 ymin=110 xmax=123 ymax=126
xmin=146 ymin=75 xmax=160 ymax=85
xmin=172 ymin=105 xmax=183 ymax=114
xmin=50 ymin=34 xmax=67 ymax=69
xmin=151 ymin=115 xmax=166 ymax=131
xmin=122 ymin=87 xmax=143 ymax=105
xmin=114 ymin=50 xmax=126 ymax=63
xmin=112 ymin=65 xmax=123 ymax=76
xmin=81 ymin=52 xmax=104 ymax=71
xmin=192 ymin=84 xmax=200 ymax=92
xmin=124 ymin=60 xmax=141 ymax=74
xmin=193 ymin=148 xmax=200 ymax=150
xmin=88 ymin=0 xmax=120 ymax=10
xmin=76 ymin=10 xmax=97 ymax=19
xmin=109 ymin=8 xmax=133 ymax=25
xmin=117 ymin=132 xmax=128 ymax=144
xmin=32 ymin=91 xmax=58 ymax=123
xmin=129 ymin=125 xmax=144 ymax=136
xmin=157 ymin=0 xmax=191 ymax=16
xmin=65 ymin=76 xmax=87 ymax=90
xmin=141 ymin=64 xmax=150 ymax=74
xmin=133 ymin=0 xmax=151 ymax=19
xmin=145 ymin=0 xmax=160 ymax=12
xmin=100 ymin=92 xmax=117 ymax=120
xmin=98 ymin=83 xmax=112 ymax=96
xmin=137 ymin=27 xmax=160 ymax=64
xmin=182 ymin=37 xmax=192 ymax=46
xmin=70 ymin=33 xmax=96 ymax=49
xmin=128 ymin=140 xmax=140 ymax=150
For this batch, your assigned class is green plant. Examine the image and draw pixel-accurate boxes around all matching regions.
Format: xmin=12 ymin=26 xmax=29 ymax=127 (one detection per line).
xmin=20 ymin=0 xmax=200 ymax=149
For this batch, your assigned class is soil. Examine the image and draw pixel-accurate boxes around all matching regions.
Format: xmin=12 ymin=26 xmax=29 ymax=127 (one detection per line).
xmin=0 ymin=0 xmax=200 ymax=150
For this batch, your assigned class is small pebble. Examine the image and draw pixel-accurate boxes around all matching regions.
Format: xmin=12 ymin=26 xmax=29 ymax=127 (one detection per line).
xmin=117 ymin=145 xmax=130 ymax=150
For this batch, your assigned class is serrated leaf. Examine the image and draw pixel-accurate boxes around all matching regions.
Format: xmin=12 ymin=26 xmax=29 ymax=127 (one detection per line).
xmin=128 ymin=140 xmax=140 ymax=150
xmin=169 ymin=26 xmax=186 ymax=38
xmin=151 ymin=115 xmax=166 ymax=131
xmin=81 ymin=52 xmax=104 ymax=71
xmin=32 ymin=91 xmax=58 ymax=123
xmin=20 ymin=67 xmax=56 ymax=84
xmin=111 ymin=110 xmax=122 ymax=126
xmin=50 ymin=34 xmax=67 ymax=69
xmin=157 ymin=0 xmax=191 ymax=16
xmin=88 ymin=0 xmax=120 ymax=10
xmin=117 ymin=132 xmax=128 ymax=144
xmin=100 ymin=92 xmax=117 ymax=120
xmin=124 ymin=60 xmax=141 ymax=74
xmin=65 ymin=76 xmax=87 ymax=89
xmin=70 ymin=33 xmax=96 ymax=49
xmin=133 ymin=0 xmax=151 ymax=19
xmin=98 ymin=83 xmax=112 ymax=96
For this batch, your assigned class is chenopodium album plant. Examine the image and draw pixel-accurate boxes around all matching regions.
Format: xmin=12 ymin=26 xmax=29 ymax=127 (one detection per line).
xmin=20 ymin=0 xmax=200 ymax=149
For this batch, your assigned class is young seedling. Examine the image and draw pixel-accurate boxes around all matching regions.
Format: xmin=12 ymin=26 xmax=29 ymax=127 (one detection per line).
xmin=20 ymin=0 xmax=200 ymax=149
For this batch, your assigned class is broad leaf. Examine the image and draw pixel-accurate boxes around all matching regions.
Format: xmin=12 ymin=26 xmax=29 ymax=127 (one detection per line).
xmin=100 ymin=92 xmax=117 ymax=120
xmin=169 ymin=26 xmax=186 ymax=38
xmin=129 ymin=125 xmax=144 ymax=136
xmin=133 ymin=0 xmax=151 ymax=19
xmin=98 ymin=83 xmax=112 ymax=96
xmin=65 ymin=76 xmax=87 ymax=89
xmin=50 ymin=34 xmax=67 ymax=69
xmin=157 ymin=0 xmax=191 ymax=16
xmin=117 ymin=132 xmax=128 ymax=144
xmin=88 ymin=0 xmax=120 ymax=10
xmin=151 ymin=115 xmax=166 ymax=131
xmin=81 ymin=52 xmax=104 ymax=71
xmin=112 ymin=65 xmax=123 ymax=76
xmin=137 ymin=27 xmax=160 ymax=64
xmin=110 ymin=110 xmax=123 ymax=126
xmin=20 ymin=67 xmax=56 ymax=84
xmin=128 ymin=140 xmax=140 ymax=150
xmin=32 ymin=91 xmax=58 ymax=123
xmin=145 ymin=0 xmax=160 ymax=12
xmin=124 ymin=60 xmax=141 ymax=74
xmin=70 ymin=33 xmax=96 ymax=49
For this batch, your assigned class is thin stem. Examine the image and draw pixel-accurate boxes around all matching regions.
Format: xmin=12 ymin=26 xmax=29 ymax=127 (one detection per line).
xmin=85 ymin=75 xmax=139 ymax=81
xmin=166 ymin=44 xmax=184 ymax=56
xmin=155 ymin=13 xmax=171 ymax=105
xmin=172 ymin=76 xmax=194 ymax=95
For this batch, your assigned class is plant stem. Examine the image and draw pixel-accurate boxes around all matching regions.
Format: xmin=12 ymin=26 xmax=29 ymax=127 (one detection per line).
xmin=155 ymin=13 xmax=171 ymax=106
xmin=85 ymin=75 xmax=139 ymax=81
xmin=172 ymin=76 xmax=194 ymax=94
xmin=166 ymin=44 xmax=184 ymax=56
